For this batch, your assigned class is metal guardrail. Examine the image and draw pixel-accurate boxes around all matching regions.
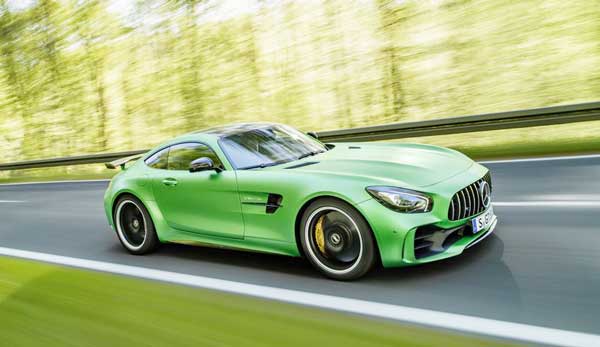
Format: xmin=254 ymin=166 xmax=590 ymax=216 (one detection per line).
xmin=1 ymin=101 xmax=599 ymax=171
xmin=0 ymin=150 xmax=147 ymax=170
xmin=317 ymin=101 xmax=600 ymax=142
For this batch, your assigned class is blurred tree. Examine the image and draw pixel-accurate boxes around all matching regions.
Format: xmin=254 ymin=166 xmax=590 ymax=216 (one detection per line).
xmin=0 ymin=0 xmax=597 ymax=164
xmin=169 ymin=0 xmax=206 ymax=130
xmin=0 ymin=1 xmax=36 ymax=159
xmin=74 ymin=0 xmax=112 ymax=150
xmin=375 ymin=0 xmax=406 ymax=120
xmin=323 ymin=0 xmax=353 ymax=127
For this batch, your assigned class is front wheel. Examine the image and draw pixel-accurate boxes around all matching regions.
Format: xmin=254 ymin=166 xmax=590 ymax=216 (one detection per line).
xmin=300 ymin=198 xmax=377 ymax=280
xmin=114 ymin=195 xmax=159 ymax=255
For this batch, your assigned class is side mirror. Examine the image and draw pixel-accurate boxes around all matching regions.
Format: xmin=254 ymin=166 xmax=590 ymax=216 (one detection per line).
xmin=306 ymin=131 xmax=319 ymax=139
xmin=189 ymin=157 xmax=221 ymax=173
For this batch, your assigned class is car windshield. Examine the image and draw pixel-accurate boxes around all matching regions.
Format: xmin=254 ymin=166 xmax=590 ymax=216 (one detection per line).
xmin=219 ymin=125 xmax=327 ymax=170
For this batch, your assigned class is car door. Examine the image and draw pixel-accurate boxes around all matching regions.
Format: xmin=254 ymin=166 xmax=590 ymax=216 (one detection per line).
xmin=152 ymin=142 xmax=244 ymax=239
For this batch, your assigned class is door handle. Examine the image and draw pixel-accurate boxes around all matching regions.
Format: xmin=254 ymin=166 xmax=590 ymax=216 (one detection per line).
xmin=162 ymin=178 xmax=178 ymax=186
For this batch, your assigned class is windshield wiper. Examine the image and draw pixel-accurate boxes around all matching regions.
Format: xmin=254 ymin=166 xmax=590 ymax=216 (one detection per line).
xmin=240 ymin=159 xmax=291 ymax=170
xmin=297 ymin=150 xmax=325 ymax=160
xmin=241 ymin=151 xmax=325 ymax=170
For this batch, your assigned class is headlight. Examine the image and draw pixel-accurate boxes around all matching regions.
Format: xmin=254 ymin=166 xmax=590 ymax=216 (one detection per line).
xmin=366 ymin=186 xmax=433 ymax=213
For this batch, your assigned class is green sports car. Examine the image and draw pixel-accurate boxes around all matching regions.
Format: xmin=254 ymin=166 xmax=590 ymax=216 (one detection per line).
xmin=104 ymin=123 xmax=497 ymax=280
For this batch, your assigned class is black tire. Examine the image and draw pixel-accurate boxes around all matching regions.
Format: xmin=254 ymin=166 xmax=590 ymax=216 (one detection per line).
xmin=113 ymin=195 xmax=159 ymax=255
xmin=299 ymin=198 xmax=377 ymax=280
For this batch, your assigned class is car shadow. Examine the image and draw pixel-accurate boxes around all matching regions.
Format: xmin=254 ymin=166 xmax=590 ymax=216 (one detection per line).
xmin=111 ymin=228 xmax=516 ymax=285
xmin=105 ymin=227 xmax=523 ymax=320
xmin=135 ymin=241 xmax=316 ymax=277
xmin=365 ymin=234 xmax=524 ymax=320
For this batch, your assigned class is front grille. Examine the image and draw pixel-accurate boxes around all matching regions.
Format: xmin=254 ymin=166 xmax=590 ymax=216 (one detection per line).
xmin=483 ymin=171 xmax=492 ymax=191
xmin=448 ymin=172 xmax=492 ymax=221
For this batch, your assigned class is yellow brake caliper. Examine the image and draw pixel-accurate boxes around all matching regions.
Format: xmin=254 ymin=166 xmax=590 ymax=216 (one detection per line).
xmin=315 ymin=215 xmax=326 ymax=255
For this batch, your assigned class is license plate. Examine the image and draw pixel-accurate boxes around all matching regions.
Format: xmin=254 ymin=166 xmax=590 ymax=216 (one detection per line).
xmin=471 ymin=206 xmax=494 ymax=234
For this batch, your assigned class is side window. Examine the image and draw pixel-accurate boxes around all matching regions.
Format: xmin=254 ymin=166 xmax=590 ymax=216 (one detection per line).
xmin=167 ymin=143 xmax=222 ymax=171
xmin=145 ymin=148 xmax=169 ymax=169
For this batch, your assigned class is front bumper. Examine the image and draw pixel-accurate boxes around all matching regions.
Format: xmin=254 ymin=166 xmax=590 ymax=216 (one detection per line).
xmin=466 ymin=217 xmax=497 ymax=249
xmin=356 ymin=163 xmax=497 ymax=268
xmin=406 ymin=213 xmax=498 ymax=265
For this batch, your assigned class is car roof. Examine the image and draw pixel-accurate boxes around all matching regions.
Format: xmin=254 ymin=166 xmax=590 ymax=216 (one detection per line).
xmin=148 ymin=122 xmax=281 ymax=156
xmin=194 ymin=122 xmax=278 ymax=137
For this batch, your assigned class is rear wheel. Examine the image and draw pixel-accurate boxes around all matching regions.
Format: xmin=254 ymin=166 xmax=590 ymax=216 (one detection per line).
xmin=114 ymin=195 xmax=159 ymax=255
xmin=300 ymin=198 xmax=377 ymax=280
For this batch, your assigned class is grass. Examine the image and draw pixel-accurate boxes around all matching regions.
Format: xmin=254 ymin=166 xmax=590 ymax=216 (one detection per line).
xmin=1 ymin=120 xmax=598 ymax=184
xmin=0 ymin=256 xmax=521 ymax=347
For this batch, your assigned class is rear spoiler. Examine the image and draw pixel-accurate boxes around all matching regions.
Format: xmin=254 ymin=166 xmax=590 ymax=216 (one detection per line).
xmin=105 ymin=154 xmax=144 ymax=170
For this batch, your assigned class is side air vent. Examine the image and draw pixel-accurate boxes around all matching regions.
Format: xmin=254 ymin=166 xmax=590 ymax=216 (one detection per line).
xmin=284 ymin=162 xmax=319 ymax=169
xmin=266 ymin=194 xmax=283 ymax=214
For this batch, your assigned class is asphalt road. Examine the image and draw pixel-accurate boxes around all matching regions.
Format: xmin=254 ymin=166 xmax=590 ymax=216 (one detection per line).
xmin=1 ymin=155 xmax=599 ymax=335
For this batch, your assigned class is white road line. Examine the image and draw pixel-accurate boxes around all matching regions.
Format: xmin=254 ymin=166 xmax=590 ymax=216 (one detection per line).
xmin=0 ymin=179 xmax=110 ymax=187
xmin=0 ymin=200 xmax=25 ymax=203
xmin=0 ymin=247 xmax=597 ymax=347
xmin=494 ymin=201 xmax=600 ymax=207
xmin=480 ymin=153 xmax=600 ymax=164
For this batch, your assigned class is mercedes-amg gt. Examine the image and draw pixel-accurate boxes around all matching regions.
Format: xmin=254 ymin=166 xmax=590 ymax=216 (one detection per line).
xmin=104 ymin=123 xmax=496 ymax=280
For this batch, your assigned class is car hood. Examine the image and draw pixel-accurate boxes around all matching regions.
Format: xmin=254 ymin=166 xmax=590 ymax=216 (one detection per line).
xmin=276 ymin=142 xmax=474 ymax=188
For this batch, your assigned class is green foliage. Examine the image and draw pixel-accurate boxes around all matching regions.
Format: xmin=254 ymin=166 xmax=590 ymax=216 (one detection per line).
xmin=0 ymin=0 xmax=598 ymax=170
